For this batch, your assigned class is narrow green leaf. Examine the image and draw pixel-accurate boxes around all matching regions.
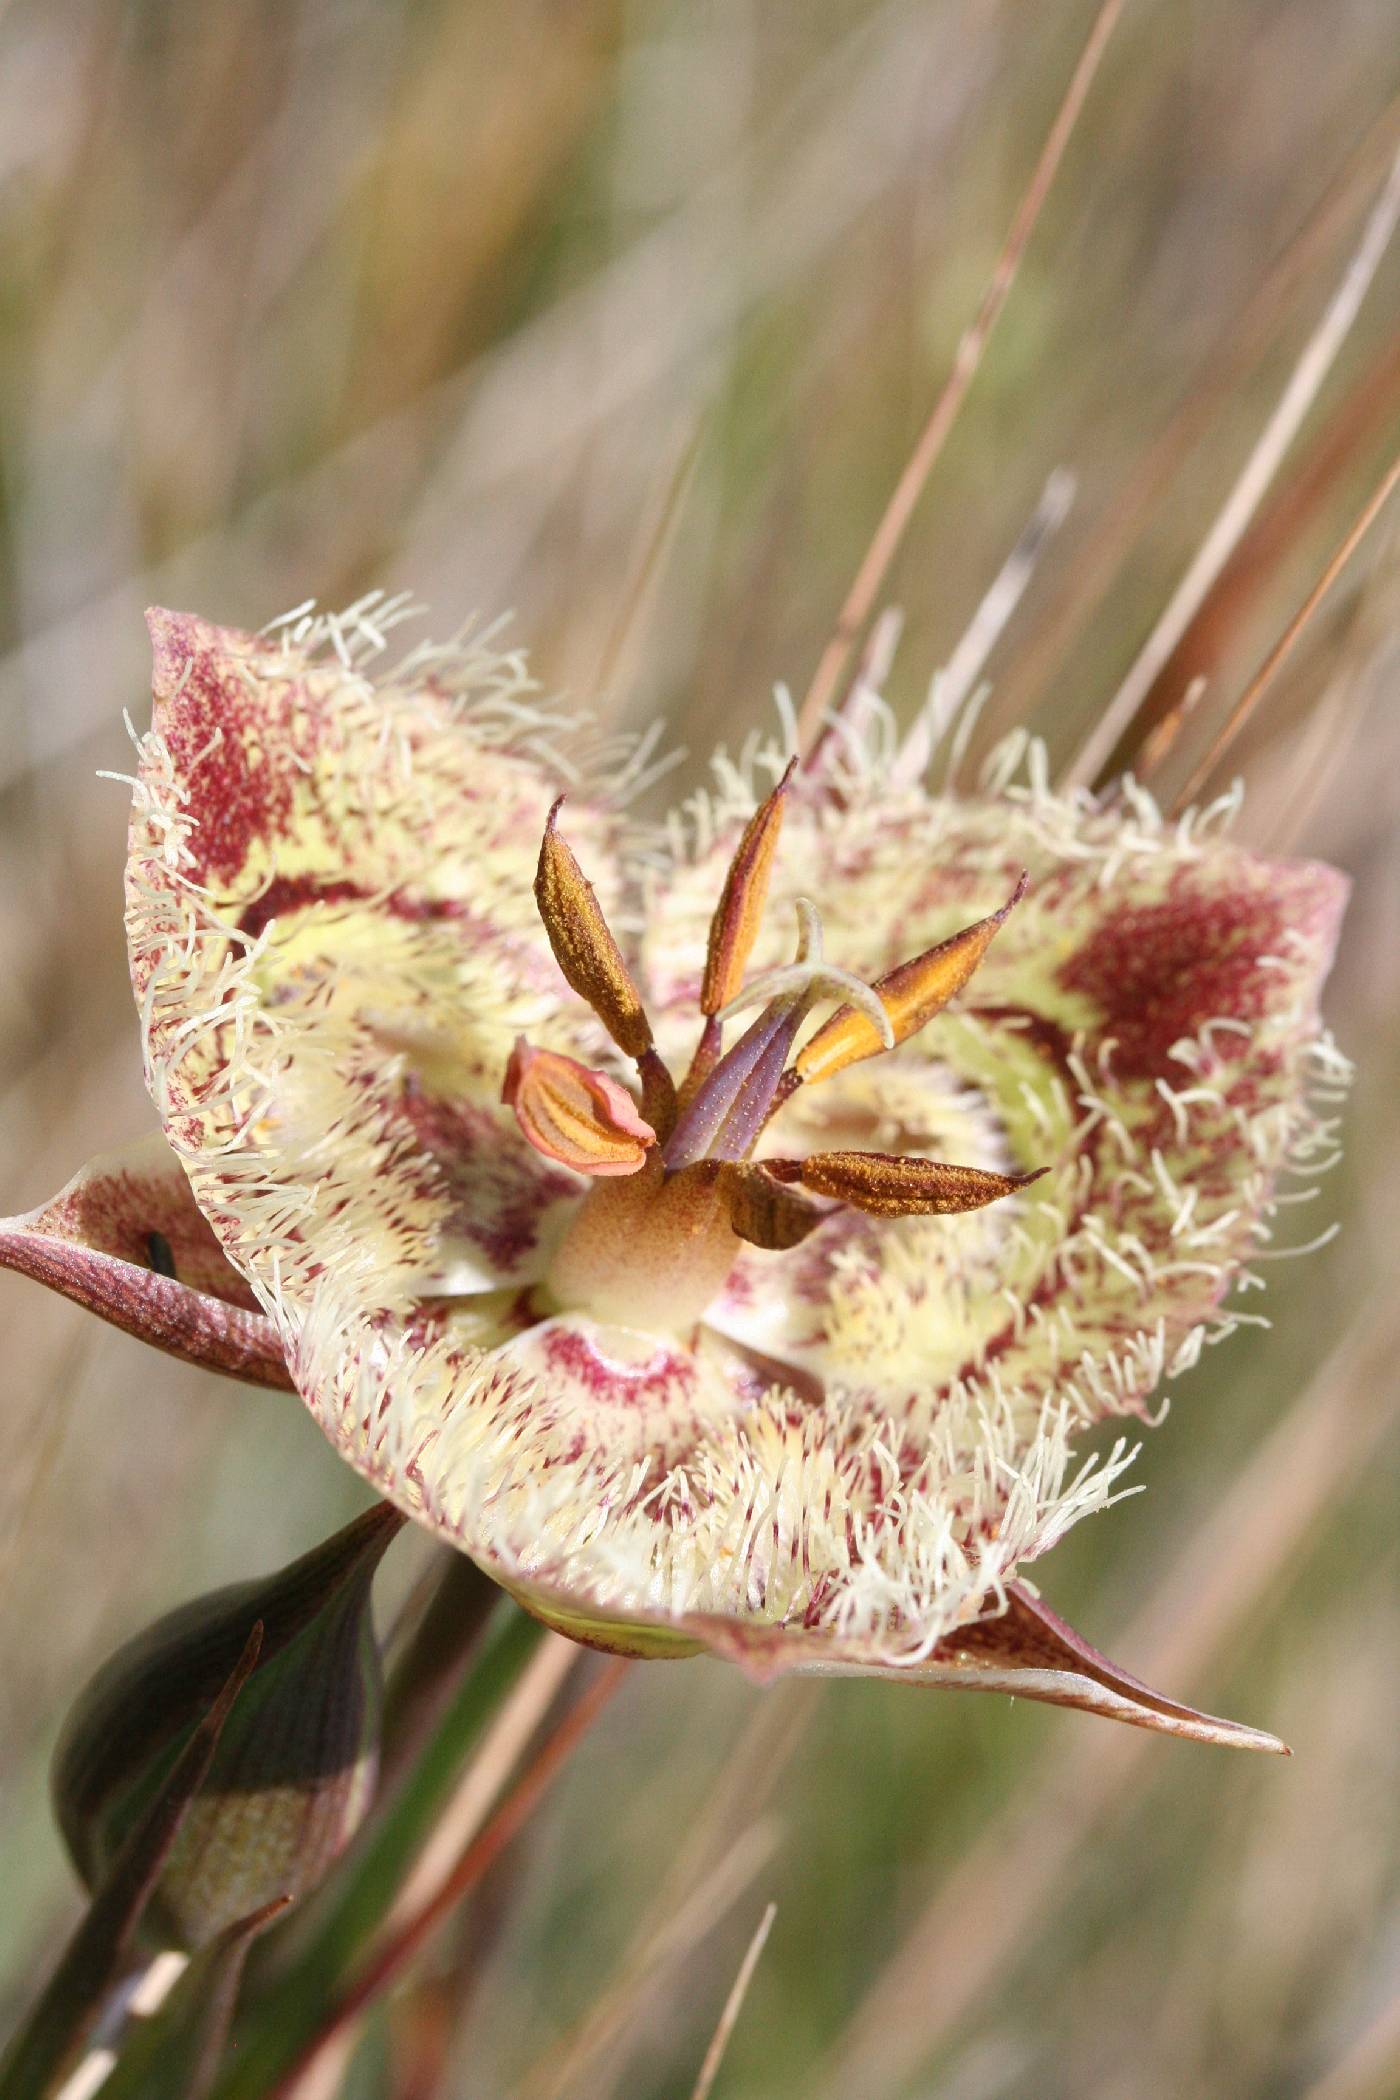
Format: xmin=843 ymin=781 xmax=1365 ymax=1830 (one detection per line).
xmin=99 ymin=1898 xmax=292 ymax=2100
xmin=206 ymin=1598 xmax=546 ymax=2100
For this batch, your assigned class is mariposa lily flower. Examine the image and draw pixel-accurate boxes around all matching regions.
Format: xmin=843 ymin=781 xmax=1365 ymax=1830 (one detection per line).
xmin=5 ymin=600 xmax=1348 ymax=1751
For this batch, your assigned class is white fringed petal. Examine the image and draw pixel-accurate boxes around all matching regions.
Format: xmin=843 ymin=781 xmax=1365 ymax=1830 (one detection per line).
xmin=125 ymin=608 xmax=1348 ymax=1687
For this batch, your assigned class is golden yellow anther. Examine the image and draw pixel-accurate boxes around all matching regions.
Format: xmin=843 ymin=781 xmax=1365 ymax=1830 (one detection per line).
xmin=792 ymin=873 xmax=1027 ymax=1087
xmin=700 ymin=759 xmax=797 ymax=1017
xmin=768 ymin=1149 xmax=1043 ymax=1217
xmin=503 ymin=1039 xmax=656 ymax=1177
xmin=535 ymin=800 xmax=653 ymax=1061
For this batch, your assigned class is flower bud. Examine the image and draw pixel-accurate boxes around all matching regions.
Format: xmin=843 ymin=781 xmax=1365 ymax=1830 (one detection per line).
xmin=52 ymin=1504 xmax=402 ymax=1949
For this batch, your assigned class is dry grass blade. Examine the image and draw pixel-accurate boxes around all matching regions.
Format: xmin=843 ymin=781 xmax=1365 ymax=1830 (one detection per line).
xmin=576 ymin=1824 xmax=779 ymax=2100
xmin=515 ymin=1683 xmax=814 ymax=2100
xmin=586 ymin=416 xmax=706 ymax=715
xmin=888 ymin=469 xmax=1076 ymax=789
xmin=989 ymin=90 xmax=1400 ymax=742
xmin=270 ymin=1659 xmax=631 ymax=2099
xmin=794 ymin=0 xmax=1123 ymax=749
xmin=1301 ymin=1988 xmax=1400 ymax=2100
xmin=1170 ymin=446 xmax=1400 ymax=811
xmin=1125 ymin=328 xmax=1400 ymax=787
xmin=689 ymin=1901 xmax=778 ymax=2100
xmin=1063 ymin=141 xmax=1400 ymax=792
xmin=383 ymin=1633 xmax=578 ymax=1933
xmin=810 ymin=1298 xmax=1400 ymax=2100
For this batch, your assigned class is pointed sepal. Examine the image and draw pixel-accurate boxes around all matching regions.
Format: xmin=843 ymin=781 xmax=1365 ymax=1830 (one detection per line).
xmin=0 ymin=1137 xmax=291 ymax=1390
xmin=687 ymin=1583 xmax=1286 ymax=1752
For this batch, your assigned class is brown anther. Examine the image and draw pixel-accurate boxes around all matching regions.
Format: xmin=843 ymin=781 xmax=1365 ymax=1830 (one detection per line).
xmin=699 ymin=759 xmax=797 ymax=1017
xmin=712 ymin=1161 xmax=826 ymax=1251
xmin=503 ymin=1039 xmax=656 ymax=1178
xmin=792 ymin=873 xmax=1028 ymax=1088
xmin=767 ymin=1149 xmax=1045 ymax=1217
xmin=535 ymin=801 xmax=654 ymax=1060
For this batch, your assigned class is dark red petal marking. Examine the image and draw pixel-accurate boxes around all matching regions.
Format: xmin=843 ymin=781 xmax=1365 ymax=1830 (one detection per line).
xmin=1056 ymin=866 xmax=1346 ymax=1080
xmin=147 ymin=609 xmax=298 ymax=889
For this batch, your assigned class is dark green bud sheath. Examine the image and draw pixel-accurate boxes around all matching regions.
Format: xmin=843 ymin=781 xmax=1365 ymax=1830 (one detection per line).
xmin=52 ymin=1503 xmax=403 ymax=1950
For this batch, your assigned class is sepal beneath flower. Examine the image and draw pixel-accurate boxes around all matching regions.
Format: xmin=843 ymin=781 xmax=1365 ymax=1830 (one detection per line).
xmin=478 ymin=1567 xmax=1284 ymax=1749
xmin=931 ymin=1583 xmax=1286 ymax=1751
xmin=767 ymin=1149 xmax=1045 ymax=1217
xmin=502 ymin=1039 xmax=655 ymax=1177
xmin=0 ymin=1136 xmax=291 ymax=1390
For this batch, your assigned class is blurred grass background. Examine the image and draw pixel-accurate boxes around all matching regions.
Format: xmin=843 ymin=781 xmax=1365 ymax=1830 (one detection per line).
xmin=0 ymin=2 xmax=1398 ymax=2095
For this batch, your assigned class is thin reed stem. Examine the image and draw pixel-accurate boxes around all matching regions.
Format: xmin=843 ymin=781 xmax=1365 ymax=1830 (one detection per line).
xmin=1169 ymin=447 xmax=1400 ymax=809
xmin=794 ymin=0 xmax=1123 ymax=750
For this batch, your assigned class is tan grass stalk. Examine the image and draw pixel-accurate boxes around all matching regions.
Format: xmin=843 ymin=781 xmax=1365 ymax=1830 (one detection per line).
xmin=1063 ymin=143 xmax=1400 ymax=792
xmin=810 ymin=1299 xmax=1400 ymax=2100
xmin=1170 ymin=447 xmax=1400 ymax=810
xmin=514 ymin=1683 xmax=813 ymax=2100
xmin=987 ymin=93 xmax=1400 ymax=745
xmin=271 ymin=1659 xmax=630 ymax=2100
xmin=383 ymin=1633 xmax=579 ymax=1934
xmin=688 ymin=1901 xmax=778 ymax=2100
xmin=794 ymin=0 xmax=1124 ymax=749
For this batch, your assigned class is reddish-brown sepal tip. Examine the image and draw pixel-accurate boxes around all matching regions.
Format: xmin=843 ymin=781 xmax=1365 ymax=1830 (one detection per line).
xmin=0 ymin=1139 xmax=292 ymax=1390
xmin=503 ymin=1038 xmax=656 ymax=1177
xmin=678 ymin=1583 xmax=1286 ymax=1751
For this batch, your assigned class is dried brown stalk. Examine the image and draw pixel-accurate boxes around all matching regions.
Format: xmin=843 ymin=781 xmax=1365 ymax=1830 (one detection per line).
xmin=811 ymin=1299 xmax=1400 ymax=2100
xmin=1170 ymin=446 xmax=1400 ymax=810
xmin=688 ymin=1901 xmax=778 ymax=2100
xmin=270 ymin=1659 xmax=630 ymax=2098
xmin=1063 ymin=141 xmax=1400 ymax=792
xmin=987 ymin=92 xmax=1400 ymax=747
xmin=794 ymin=0 xmax=1124 ymax=750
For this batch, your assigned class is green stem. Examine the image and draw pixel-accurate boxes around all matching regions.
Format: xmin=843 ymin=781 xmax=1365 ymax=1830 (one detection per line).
xmin=205 ymin=1598 xmax=547 ymax=2100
